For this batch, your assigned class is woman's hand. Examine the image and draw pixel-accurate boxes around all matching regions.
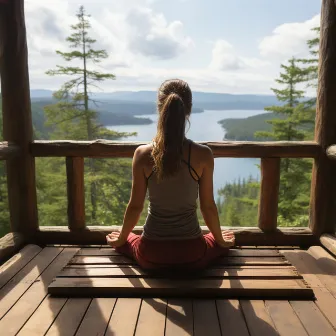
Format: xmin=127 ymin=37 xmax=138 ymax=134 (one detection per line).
xmin=216 ymin=230 xmax=235 ymax=248
xmin=106 ymin=232 xmax=126 ymax=248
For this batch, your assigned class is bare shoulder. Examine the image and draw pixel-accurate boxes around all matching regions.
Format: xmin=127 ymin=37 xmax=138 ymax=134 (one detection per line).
xmin=191 ymin=142 xmax=213 ymax=161
xmin=134 ymin=144 xmax=153 ymax=165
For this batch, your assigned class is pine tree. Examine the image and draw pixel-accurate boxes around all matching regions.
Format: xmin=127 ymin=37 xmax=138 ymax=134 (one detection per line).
xmin=255 ymin=58 xmax=312 ymax=223
xmin=42 ymin=6 xmax=133 ymax=226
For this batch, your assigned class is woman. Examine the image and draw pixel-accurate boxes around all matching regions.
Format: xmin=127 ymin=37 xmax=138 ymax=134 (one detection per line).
xmin=106 ymin=79 xmax=235 ymax=270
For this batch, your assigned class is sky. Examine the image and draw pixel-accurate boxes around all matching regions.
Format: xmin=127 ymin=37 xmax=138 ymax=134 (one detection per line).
xmin=25 ymin=0 xmax=321 ymax=94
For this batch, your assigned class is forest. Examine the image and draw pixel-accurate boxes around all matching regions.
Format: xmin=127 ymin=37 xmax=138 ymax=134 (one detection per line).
xmin=0 ymin=7 xmax=318 ymax=236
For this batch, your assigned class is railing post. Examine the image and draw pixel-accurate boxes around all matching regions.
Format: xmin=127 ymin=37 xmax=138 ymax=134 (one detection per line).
xmin=66 ymin=157 xmax=85 ymax=230
xmin=0 ymin=1 xmax=38 ymax=233
xmin=310 ymin=0 xmax=336 ymax=235
xmin=258 ymin=158 xmax=280 ymax=232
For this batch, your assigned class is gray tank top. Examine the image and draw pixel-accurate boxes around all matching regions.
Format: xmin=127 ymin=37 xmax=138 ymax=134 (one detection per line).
xmin=143 ymin=140 xmax=203 ymax=240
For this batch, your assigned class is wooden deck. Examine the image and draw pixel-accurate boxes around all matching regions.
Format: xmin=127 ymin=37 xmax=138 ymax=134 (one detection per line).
xmin=0 ymin=245 xmax=335 ymax=336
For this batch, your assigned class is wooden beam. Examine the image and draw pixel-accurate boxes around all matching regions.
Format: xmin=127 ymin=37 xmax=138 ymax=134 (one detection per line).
xmin=310 ymin=0 xmax=336 ymax=235
xmin=33 ymin=226 xmax=316 ymax=247
xmin=66 ymin=157 xmax=85 ymax=230
xmin=0 ymin=1 xmax=38 ymax=233
xmin=31 ymin=140 xmax=321 ymax=159
xmin=326 ymin=145 xmax=336 ymax=159
xmin=0 ymin=232 xmax=26 ymax=264
xmin=0 ymin=142 xmax=20 ymax=160
xmin=320 ymin=234 xmax=336 ymax=257
xmin=258 ymin=158 xmax=280 ymax=232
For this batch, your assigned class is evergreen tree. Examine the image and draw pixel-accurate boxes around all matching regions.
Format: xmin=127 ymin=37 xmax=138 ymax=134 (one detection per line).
xmin=255 ymin=58 xmax=312 ymax=223
xmin=41 ymin=6 xmax=133 ymax=226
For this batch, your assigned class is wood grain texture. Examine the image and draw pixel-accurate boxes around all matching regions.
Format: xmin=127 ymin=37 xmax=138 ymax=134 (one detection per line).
xmin=0 ymin=142 xmax=20 ymax=160
xmin=0 ymin=0 xmax=38 ymax=233
xmin=258 ymin=158 xmax=280 ymax=232
xmin=240 ymin=300 xmax=278 ymax=336
xmin=135 ymin=299 xmax=167 ymax=336
xmin=17 ymin=296 xmax=67 ymax=336
xmin=45 ymin=298 xmax=91 ymax=336
xmin=265 ymin=301 xmax=308 ymax=336
xmin=0 ymin=232 xmax=27 ymax=264
xmin=290 ymin=301 xmax=336 ymax=336
xmin=105 ymin=298 xmax=141 ymax=336
xmin=31 ymin=140 xmax=321 ymax=158
xmin=66 ymin=157 xmax=85 ymax=230
xmin=0 ymin=244 xmax=41 ymax=288
xmin=310 ymin=0 xmax=336 ymax=235
xmin=320 ymin=234 xmax=336 ymax=257
xmin=35 ymin=226 xmax=316 ymax=247
xmin=0 ymin=248 xmax=79 ymax=336
xmin=75 ymin=298 xmax=116 ymax=336
xmin=216 ymin=300 xmax=250 ymax=336
xmin=48 ymin=277 xmax=313 ymax=299
xmin=165 ymin=299 xmax=193 ymax=336
xmin=193 ymin=300 xmax=221 ymax=336
xmin=59 ymin=265 xmax=300 ymax=279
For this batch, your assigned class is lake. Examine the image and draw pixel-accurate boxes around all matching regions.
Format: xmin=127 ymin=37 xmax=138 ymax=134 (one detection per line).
xmin=107 ymin=110 xmax=265 ymax=198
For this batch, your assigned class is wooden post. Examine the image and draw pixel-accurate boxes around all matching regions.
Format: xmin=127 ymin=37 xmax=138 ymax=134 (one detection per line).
xmin=310 ymin=0 xmax=336 ymax=235
xmin=258 ymin=158 xmax=280 ymax=232
xmin=66 ymin=157 xmax=85 ymax=230
xmin=0 ymin=1 xmax=38 ymax=233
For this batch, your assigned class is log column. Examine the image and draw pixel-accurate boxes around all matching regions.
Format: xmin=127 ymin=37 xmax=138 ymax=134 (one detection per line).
xmin=310 ymin=0 xmax=336 ymax=235
xmin=0 ymin=1 xmax=38 ymax=233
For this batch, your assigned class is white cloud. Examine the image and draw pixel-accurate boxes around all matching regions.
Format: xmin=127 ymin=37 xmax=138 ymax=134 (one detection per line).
xmin=24 ymin=1 xmax=320 ymax=94
xmin=259 ymin=15 xmax=320 ymax=60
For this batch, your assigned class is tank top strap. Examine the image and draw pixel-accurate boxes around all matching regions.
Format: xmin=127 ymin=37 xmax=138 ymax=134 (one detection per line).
xmin=187 ymin=140 xmax=200 ymax=182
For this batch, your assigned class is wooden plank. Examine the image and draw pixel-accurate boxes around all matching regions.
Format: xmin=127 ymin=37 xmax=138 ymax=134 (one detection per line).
xmin=320 ymin=234 xmax=336 ymax=256
xmin=31 ymin=140 xmax=321 ymax=158
xmin=45 ymin=298 xmax=91 ymax=336
xmin=0 ymin=142 xmax=20 ymax=160
xmin=135 ymin=299 xmax=167 ymax=336
xmin=307 ymin=246 xmax=336 ymax=296
xmin=35 ymin=226 xmax=316 ymax=246
xmin=48 ymin=277 xmax=313 ymax=299
xmin=105 ymin=298 xmax=141 ymax=336
xmin=0 ymin=0 xmax=38 ymax=233
xmin=165 ymin=299 xmax=193 ymax=336
xmin=216 ymin=300 xmax=249 ymax=336
xmin=66 ymin=157 xmax=85 ymax=230
xmin=290 ymin=301 xmax=336 ymax=336
xmin=310 ymin=0 xmax=336 ymax=235
xmin=0 ymin=248 xmax=79 ymax=336
xmin=265 ymin=301 xmax=308 ymax=336
xmin=281 ymin=250 xmax=328 ymax=291
xmin=313 ymin=288 xmax=336 ymax=330
xmin=75 ymin=298 xmax=116 ymax=336
xmin=76 ymin=248 xmax=281 ymax=257
xmin=59 ymin=265 xmax=300 ymax=279
xmin=193 ymin=300 xmax=221 ymax=336
xmin=0 ymin=232 xmax=26 ymax=264
xmin=68 ymin=255 xmax=290 ymax=266
xmin=17 ymin=297 xmax=67 ymax=336
xmin=0 ymin=247 xmax=63 ymax=319
xmin=240 ymin=300 xmax=278 ymax=336
xmin=0 ymin=244 xmax=41 ymax=289
xmin=258 ymin=158 xmax=280 ymax=232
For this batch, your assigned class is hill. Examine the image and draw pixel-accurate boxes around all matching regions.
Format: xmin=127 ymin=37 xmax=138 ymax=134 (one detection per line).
xmin=219 ymin=113 xmax=284 ymax=141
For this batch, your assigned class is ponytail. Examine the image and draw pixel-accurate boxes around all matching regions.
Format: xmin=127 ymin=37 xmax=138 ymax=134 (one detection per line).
xmin=152 ymin=93 xmax=186 ymax=180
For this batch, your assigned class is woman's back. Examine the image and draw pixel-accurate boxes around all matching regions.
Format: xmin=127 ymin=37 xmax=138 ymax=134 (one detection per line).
xmin=143 ymin=139 xmax=202 ymax=240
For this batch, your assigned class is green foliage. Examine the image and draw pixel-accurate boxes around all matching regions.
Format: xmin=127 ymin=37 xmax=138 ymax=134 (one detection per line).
xmin=219 ymin=113 xmax=285 ymax=141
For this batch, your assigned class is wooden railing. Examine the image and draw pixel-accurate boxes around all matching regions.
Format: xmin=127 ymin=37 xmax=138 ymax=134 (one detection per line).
xmin=24 ymin=139 xmax=321 ymax=246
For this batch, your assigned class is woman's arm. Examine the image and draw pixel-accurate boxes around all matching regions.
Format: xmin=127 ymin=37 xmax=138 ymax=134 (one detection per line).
xmin=199 ymin=146 xmax=234 ymax=246
xmin=109 ymin=147 xmax=148 ymax=245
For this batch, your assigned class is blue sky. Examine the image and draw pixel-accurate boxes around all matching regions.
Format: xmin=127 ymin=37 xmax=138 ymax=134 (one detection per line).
xmin=25 ymin=0 xmax=321 ymax=94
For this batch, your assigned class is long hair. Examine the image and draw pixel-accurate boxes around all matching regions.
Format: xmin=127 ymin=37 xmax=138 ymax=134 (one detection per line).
xmin=152 ymin=79 xmax=192 ymax=180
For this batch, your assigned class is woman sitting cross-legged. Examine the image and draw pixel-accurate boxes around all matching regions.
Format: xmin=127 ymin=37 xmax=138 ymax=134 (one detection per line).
xmin=106 ymin=79 xmax=235 ymax=270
